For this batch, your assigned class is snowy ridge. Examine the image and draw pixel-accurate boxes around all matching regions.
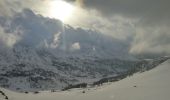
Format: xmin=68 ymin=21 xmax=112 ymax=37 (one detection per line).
xmin=0 ymin=51 xmax=169 ymax=92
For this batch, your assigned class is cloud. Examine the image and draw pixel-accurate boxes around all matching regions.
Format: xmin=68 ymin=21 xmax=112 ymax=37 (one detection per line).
xmin=78 ymin=0 xmax=169 ymax=22
xmin=130 ymin=26 xmax=170 ymax=55
xmin=70 ymin=42 xmax=81 ymax=51
xmin=0 ymin=0 xmax=13 ymax=16
xmin=0 ymin=0 xmax=170 ymax=57
xmin=0 ymin=9 xmax=130 ymax=58
xmin=72 ymin=0 xmax=170 ymax=55
xmin=0 ymin=27 xmax=19 ymax=47
xmin=0 ymin=9 xmax=63 ymax=47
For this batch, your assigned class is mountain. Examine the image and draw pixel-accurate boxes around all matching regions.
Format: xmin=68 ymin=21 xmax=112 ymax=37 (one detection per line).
xmin=0 ymin=46 xmax=169 ymax=92
xmin=0 ymin=9 xmax=169 ymax=92
xmin=0 ymin=58 xmax=170 ymax=100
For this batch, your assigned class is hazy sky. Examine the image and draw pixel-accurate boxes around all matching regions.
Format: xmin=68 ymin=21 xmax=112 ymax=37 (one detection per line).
xmin=0 ymin=0 xmax=170 ymax=56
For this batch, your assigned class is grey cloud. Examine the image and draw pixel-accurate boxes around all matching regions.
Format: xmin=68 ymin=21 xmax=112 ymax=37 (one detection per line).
xmin=66 ymin=0 xmax=170 ymax=18
xmin=0 ymin=0 xmax=49 ymax=17
xmin=130 ymin=26 xmax=170 ymax=55
xmin=0 ymin=9 xmax=131 ymax=58
xmin=1 ymin=0 xmax=170 ymax=56
xmin=74 ymin=0 xmax=170 ymax=55
xmin=0 ymin=9 xmax=63 ymax=47
xmin=81 ymin=0 xmax=170 ymax=21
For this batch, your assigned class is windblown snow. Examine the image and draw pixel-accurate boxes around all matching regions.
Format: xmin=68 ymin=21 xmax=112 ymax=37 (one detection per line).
xmin=0 ymin=59 xmax=170 ymax=100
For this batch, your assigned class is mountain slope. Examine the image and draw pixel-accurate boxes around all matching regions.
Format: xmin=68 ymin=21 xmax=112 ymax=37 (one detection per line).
xmin=0 ymin=9 xmax=169 ymax=92
xmin=0 ymin=47 xmax=169 ymax=92
xmin=0 ymin=59 xmax=170 ymax=100
xmin=0 ymin=9 xmax=136 ymax=91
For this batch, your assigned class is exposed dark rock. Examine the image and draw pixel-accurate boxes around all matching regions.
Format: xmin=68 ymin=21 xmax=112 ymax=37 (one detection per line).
xmin=0 ymin=90 xmax=8 ymax=100
xmin=62 ymin=83 xmax=87 ymax=91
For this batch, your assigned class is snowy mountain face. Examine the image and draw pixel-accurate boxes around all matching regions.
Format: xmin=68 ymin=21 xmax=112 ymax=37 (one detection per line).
xmin=0 ymin=47 xmax=136 ymax=91
xmin=0 ymin=47 xmax=169 ymax=92
xmin=0 ymin=9 xmax=169 ymax=92
xmin=0 ymin=58 xmax=170 ymax=100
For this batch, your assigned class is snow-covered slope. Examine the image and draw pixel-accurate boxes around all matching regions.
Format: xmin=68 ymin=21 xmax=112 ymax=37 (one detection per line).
xmin=0 ymin=54 xmax=167 ymax=91
xmin=0 ymin=59 xmax=170 ymax=100
xmin=0 ymin=49 xmax=169 ymax=92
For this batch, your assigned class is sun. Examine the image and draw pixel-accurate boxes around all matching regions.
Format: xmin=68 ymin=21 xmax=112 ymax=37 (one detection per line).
xmin=48 ymin=0 xmax=75 ymax=22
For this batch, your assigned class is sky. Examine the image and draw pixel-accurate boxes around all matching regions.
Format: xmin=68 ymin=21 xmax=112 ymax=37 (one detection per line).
xmin=0 ymin=0 xmax=170 ymax=57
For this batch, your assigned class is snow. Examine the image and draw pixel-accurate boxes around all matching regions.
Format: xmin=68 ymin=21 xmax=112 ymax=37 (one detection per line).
xmin=1 ymin=60 xmax=170 ymax=100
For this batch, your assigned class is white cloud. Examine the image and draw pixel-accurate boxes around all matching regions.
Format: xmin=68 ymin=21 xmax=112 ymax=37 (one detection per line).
xmin=0 ymin=27 xmax=20 ymax=47
xmin=70 ymin=42 xmax=81 ymax=51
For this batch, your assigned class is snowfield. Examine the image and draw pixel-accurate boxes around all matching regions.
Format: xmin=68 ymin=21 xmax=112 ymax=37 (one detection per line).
xmin=0 ymin=59 xmax=170 ymax=100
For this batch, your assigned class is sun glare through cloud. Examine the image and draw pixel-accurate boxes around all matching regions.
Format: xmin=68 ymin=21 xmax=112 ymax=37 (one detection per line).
xmin=48 ymin=0 xmax=75 ymax=22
